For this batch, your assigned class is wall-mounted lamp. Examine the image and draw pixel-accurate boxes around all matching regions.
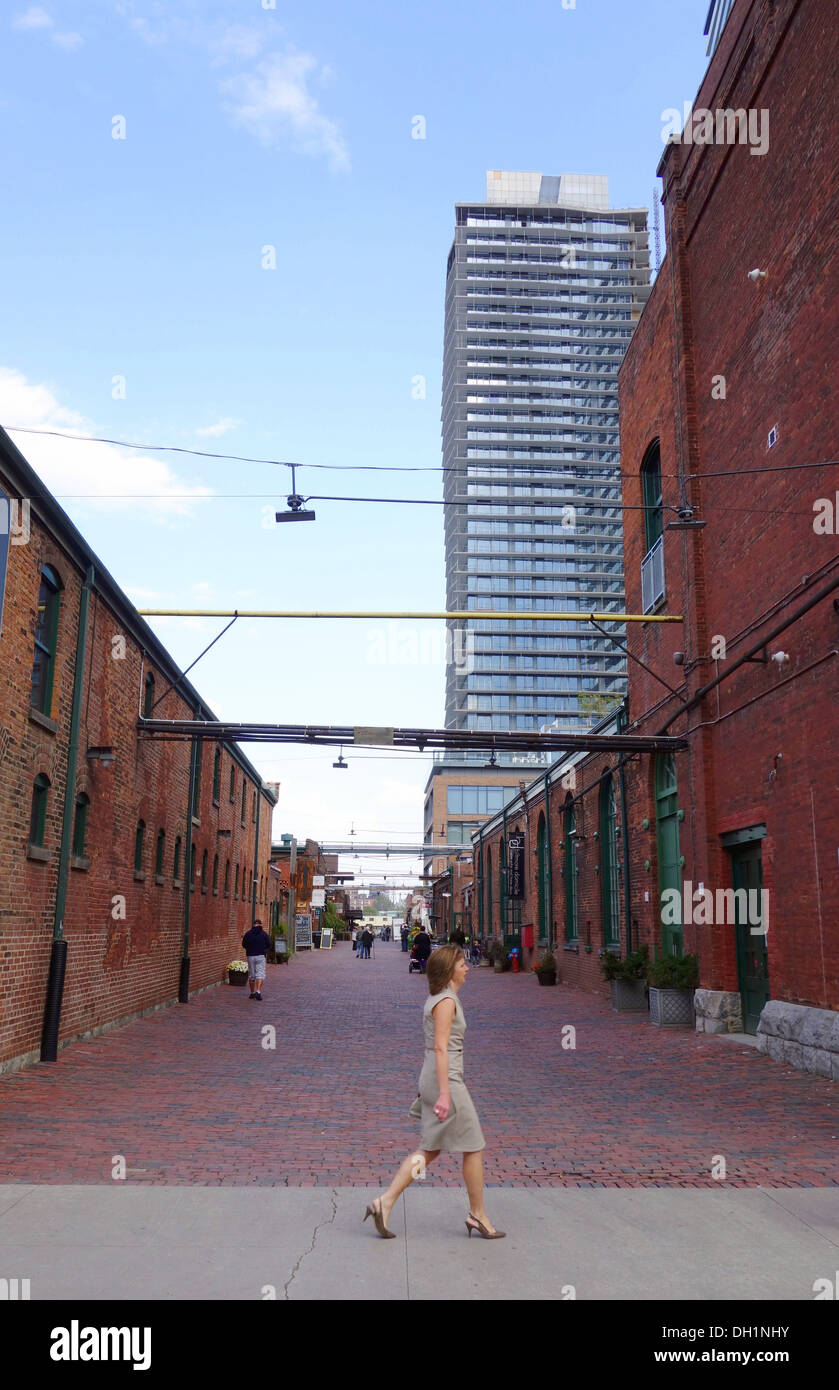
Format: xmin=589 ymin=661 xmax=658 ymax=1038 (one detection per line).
xmin=86 ymin=745 xmax=115 ymax=768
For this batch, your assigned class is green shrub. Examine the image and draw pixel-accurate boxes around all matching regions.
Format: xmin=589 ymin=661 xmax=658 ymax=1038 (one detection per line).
xmin=648 ymin=953 xmax=699 ymax=990
xmin=600 ymin=944 xmax=649 ymax=983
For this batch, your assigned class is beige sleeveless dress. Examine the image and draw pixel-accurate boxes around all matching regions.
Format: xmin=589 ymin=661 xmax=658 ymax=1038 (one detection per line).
xmin=418 ymin=987 xmax=485 ymax=1152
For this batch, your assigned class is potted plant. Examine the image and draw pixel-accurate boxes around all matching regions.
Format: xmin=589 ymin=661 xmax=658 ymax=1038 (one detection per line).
xmin=227 ymin=960 xmax=249 ymax=986
xmin=647 ymin=953 xmax=699 ymax=1026
xmin=533 ymin=951 xmax=557 ymax=987
xmin=600 ymin=944 xmax=649 ymax=1012
xmin=487 ymin=940 xmax=507 ymax=973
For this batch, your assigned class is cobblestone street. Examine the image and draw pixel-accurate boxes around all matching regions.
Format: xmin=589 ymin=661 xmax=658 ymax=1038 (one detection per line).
xmin=1 ymin=941 xmax=838 ymax=1188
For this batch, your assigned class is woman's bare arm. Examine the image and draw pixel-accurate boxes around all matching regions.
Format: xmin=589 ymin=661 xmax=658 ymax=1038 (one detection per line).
xmin=431 ymin=997 xmax=455 ymax=1118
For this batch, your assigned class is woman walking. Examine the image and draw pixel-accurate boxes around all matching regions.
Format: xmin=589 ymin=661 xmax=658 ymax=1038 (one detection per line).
xmin=364 ymin=945 xmax=504 ymax=1240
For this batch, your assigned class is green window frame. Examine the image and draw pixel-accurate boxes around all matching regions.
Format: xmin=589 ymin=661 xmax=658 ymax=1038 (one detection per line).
xmin=229 ymin=764 xmax=235 ymax=803
xmin=30 ymin=774 xmax=50 ymax=847
xmin=72 ymin=792 xmax=89 ymax=858
xmin=224 ymin=859 xmax=230 ymax=897
xmin=655 ymin=752 xmax=683 ymax=957
xmin=201 ymin=848 xmax=208 ymax=894
xmin=641 ymin=440 xmax=663 ymax=554
xmin=212 ymin=748 xmax=221 ymax=805
xmin=155 ymin=828 xmax=165 ymax=876
xmin=235 ymin=864 xmax=240 ymax=899
xmin=192 ymin=743 xmax=202 ymax=818
xmin=212 ymin=853 xmax=219 ymax=893
xmin=600 ymin=773 xmax=620 ymax=947
xmin=134 ymin=819 xmax=145 ymax=872
xmin=190 ymin=843 xmax=196 ymax=891
xmin=173 ymin=835 xmax=182 ymax=882
xmin=564 ymin=797 xmax=578 ymax=942
xmin=240 ymin=783 xmax=246 ymax=826
xmin=30 ymin=565 xmax=61 ymax=715
xmin=143 ymin=672 xmax=155 ymax=717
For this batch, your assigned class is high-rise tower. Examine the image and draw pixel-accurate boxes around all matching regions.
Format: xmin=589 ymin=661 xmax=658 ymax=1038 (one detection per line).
xmin=442 ymin=172 xmax=650 ymax=763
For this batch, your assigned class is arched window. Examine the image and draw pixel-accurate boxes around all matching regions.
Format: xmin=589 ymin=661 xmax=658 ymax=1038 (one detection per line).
xmin=192 ymin=743 xmax=202 ymax=818
xmin=224 ymin=860 xmax=230 ymax=897
xmin=155 ymin=827 xmax=165 ymax=877
xmin=30 ymin=565 xmax=62 ymax=715
xmin=655 ymin=752 xmax=683 ymax=957
xmin=229 ymin=764 xmax=235 ymax=803
xmin=563 ymin=796 xmax=577 ymax=942
xmin=201 ymin=848 xmax=208 ymax=894
xmin=134 ymin=819 xmax=146 ymax=872
xmin=252 ymin=791 xmax=257 ymax=823
xmin=30 ymin=773 xmax=51 ymax=847
xmin=600 ymin=772 xmax=620 ymax=947
xmin=641 ymin=440 xmax=663 ymax=553
xmin=212 ymin=748 xmax=221 ymax=805
xmin=143 ymin=671 xmax=155 ymax=717
xmin=240 ymin=783 xmax=246 ymax=825
xmin=72 ymin=792 xmax=90 ymax=858
xmin=234 ymin=864 xmax=240 ymax=899
xmin=212 ymin=853 xmax=219 ymax=893
xmin=173 ymin=835 xmax=182 ymax=882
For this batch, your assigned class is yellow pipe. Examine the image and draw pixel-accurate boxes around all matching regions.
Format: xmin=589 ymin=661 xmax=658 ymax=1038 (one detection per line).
xmin=137 ymin=608 xmax=683 ymax=623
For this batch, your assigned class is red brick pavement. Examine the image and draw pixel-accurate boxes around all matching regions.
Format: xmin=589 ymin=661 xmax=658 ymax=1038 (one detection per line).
xmin=1 ymin=941 xmax=838 ymax=1187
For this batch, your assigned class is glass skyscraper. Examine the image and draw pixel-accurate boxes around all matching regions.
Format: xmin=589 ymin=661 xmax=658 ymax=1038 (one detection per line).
xmin=442 ymin=171 xmax=650 ymax=762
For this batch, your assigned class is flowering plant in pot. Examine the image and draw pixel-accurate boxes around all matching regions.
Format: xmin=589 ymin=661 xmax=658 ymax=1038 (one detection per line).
xmin=647 ymin=952 xmax=699 ymax=1026
xmin=600 ymin=944 xmax=649 ymax=1012
xmin=227 ymin=960 xmax=249 ymax=986
xmin=533 ymin=951 xmax=557 ymax=986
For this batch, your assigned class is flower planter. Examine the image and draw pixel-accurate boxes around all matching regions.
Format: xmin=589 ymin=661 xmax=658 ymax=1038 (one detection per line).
xmin=536 ymin=971 xmax=557 ymax=987
xmin=610 ymin=978 xmax=648 ymax=1012
xmin=228 ymin=969 xmax=248 ymax=986
xmin=649 ymin=985 xmax=694 ymax=1026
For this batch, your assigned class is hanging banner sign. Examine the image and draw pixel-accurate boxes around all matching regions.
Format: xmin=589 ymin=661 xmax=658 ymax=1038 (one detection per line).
xmin=507 ymin=835 xmax=525 ymax=900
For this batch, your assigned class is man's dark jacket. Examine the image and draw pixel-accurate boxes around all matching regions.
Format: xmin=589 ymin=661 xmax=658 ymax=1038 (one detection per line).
xmin=242 ymin=927 xmax=272 ymax=955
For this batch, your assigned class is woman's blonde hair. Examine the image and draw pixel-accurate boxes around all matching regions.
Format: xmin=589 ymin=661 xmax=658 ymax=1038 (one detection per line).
xmin=427 ymin=945 xmax=464 ymax=995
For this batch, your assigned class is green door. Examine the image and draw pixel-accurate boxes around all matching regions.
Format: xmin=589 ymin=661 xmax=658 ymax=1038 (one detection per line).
xmin=730 ymin=843 xmax=769 ymax=1034
xmin=655 ymin=753 xmax=682 ymax=957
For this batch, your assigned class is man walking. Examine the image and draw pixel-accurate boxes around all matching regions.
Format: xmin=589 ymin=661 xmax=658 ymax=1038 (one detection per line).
xmin=242 ymin=918 xmax=272 ymax=1000
xmin=360 ymin=925 xmax=374 ymax=959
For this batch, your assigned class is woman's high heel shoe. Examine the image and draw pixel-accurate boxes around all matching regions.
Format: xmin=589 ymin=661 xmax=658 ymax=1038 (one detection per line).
xmin=465 ymin=1212 xmax=506 ymax=1239
xmin=363 ymin=1198 xmax=396 ymax=1239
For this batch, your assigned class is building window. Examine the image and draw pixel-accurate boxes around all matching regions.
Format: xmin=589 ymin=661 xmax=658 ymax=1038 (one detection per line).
xmin=173 ymin=835 xmax=182 ymax=882
xmin=564 ymin=797 xmax=578 ymax=942
xmin=212 ymin=748 xmax=221 ymax=805
xmin=30 ymin=565 xmax=62 ymax=715
xmin=30 ymin=774 xmax=51 ymax=847
xmin=229 ymin=765 xmax=235 ymax=803
xmin=190 ymin=843 xmax=196 ymax=891
xmin=192 ymin=743 xmax=202 ymax=818
xmin=234 ymin=864 xmax=240 ymax=899
xmin=252 ymin=790 xmax=257 ymax=823
xmin=212 ymin=853 xmax=219 ymax=893
xmin=72 ymin=792 xmax=90 ymax=858
xmin=655 ymin=752 xmax=683 ymax=957
xmin=201 ymin=848 xmax=208 ymax=894
xmin=642 ymin=440 xmax=663 ymax=551
xmin=241 ymin=783 xmax=246 ymax=825
xmin=600 ymin=772 xmax=620 ymax=947
xmin=134 ymin=819 xmax=146 ymax=872
xmin=155 ymin=828 xmax=165 ymax=877
xmin=224 ymin=859 xmax=230 ymax=897
xmin=143 ymin=671 xmax=155 ymax=717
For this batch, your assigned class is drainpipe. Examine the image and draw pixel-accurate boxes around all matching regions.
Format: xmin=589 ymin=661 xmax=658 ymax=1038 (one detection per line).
xmin=544 ymin=773 xmax=553 ymax=949
xmin=616 ymin=698 xmax=632 ymax=956
xmin=449 ymin=862 xmax=454 ymax=939
xmin=477 ymin=836 xmax=484 ymax=940
xmin=41 ymin=563 xmax=94 ymax=1062
xmin=251 ymin=781 xmax=261 ymax=928
xmin=501 ymin=805 xmax=508 ymax=942
xmin=179 ymin=715 xmax=199 ymax=1003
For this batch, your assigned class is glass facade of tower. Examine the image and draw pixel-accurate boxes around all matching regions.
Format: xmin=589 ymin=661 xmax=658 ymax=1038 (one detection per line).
xmin=442 ymin=172 xmax=650 ymax=764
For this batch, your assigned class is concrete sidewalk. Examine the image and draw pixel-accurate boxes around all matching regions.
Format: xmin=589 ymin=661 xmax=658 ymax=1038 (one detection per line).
xmin=2 ymin=1184 xmax=837 ymax=1300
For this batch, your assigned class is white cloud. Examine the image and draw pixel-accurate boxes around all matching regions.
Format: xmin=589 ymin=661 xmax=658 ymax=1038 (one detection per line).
xmin=220 ymin=50 xmax=349 ymax=172
xmin=195 ymin=416 xmax=240 ymax=437
xmin=0 ymin=367 xmax=213 ymax=523
xmin=12 ymin=7 xmax=82 ymax=48
xmin=12 ymin=6 xmax=52 ymax=29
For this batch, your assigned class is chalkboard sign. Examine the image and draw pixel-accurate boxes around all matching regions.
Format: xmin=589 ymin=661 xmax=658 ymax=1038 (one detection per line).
xmin=295 ymin=914 xmax=312 ymax=949
xmin=508 ymin=835 xmax=525 ymax=900
xmin=319 ymin=928 xmax=334 ymax=950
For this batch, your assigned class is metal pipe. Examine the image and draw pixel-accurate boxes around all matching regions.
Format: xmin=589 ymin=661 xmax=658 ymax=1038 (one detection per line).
xmin=616 ymin=698 xmax=633 ymax=956
xmin=41 ymin=563 xmax=94 ymax=1062
xmin=137 ymin=608 xmax=683 ymax=623
xmin=658 ymin=573 xmax=839 ymax=732
xmin=179 ymin=716 xmax=199 ymax=1003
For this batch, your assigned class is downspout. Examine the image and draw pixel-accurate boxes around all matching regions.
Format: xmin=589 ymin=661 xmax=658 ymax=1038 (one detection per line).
xmin=251 ymin=781 xmax=261 ymax=928
xmin=616 ymin=698 xmax=632 ymax=956
xmin=477 ymin=836 xmax=484 ymax=940
xmin=179 ymin=713 xmax=199 ymax=1003
xmin=41 ymin=563 xmax=94 ymax=1062
xmin=501 ymin=804 xmax=508 ymax=941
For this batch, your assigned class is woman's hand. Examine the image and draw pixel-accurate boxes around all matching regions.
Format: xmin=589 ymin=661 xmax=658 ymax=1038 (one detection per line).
xmin=433 ymin=1091 xmax=451 ymax=1121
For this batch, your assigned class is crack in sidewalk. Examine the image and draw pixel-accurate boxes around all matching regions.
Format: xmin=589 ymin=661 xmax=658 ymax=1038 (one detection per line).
xmin=283 ymin=1189 xmax=338 ymax=1300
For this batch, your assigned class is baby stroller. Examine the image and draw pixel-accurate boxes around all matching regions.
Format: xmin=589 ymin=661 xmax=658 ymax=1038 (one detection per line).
xmin=408 ymin=942 xmax=427 ymax=974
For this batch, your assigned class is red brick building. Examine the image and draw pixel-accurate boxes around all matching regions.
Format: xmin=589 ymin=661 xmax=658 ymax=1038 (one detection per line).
xmin=0 ymin=426 xmax=279 ymax=1072
xmin=465 ymin=0 xmax=839 ymax=1077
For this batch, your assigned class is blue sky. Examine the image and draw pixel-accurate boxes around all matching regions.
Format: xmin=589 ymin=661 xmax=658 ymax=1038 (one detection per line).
xmin=1 ymin=0 xmax=712 ymax=885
